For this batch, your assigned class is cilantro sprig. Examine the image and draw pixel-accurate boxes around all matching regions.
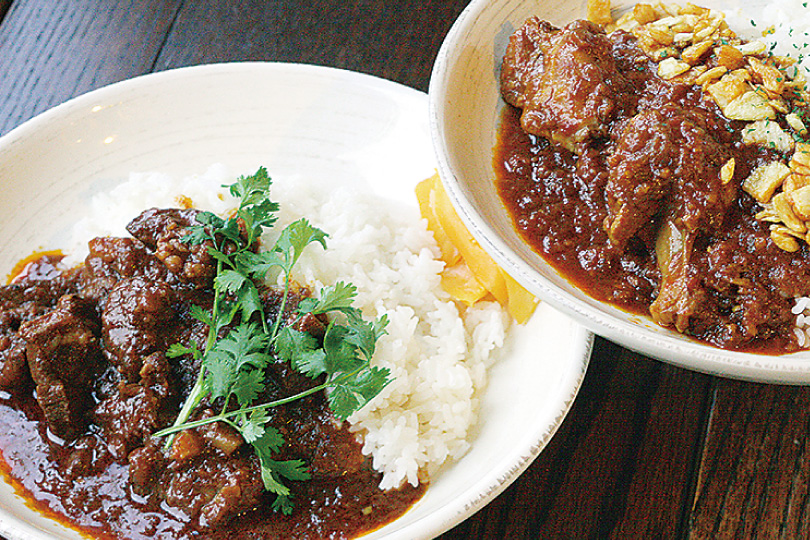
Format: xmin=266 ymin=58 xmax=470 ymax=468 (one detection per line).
xmin=154 ymin=167 xmax=391 ymax=514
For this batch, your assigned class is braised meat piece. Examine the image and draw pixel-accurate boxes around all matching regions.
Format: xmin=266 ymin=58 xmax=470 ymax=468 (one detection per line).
xmin=605 ymin=104 xmax=736 ymax=250
xmin=277 ymin=404 xmax=366 ymax=479
xmin=94 ymin=352 xmax=177 ymax=459
xmin=128 ymin=392 xmax=365 ymax=530
xmin=128 ymin=436 xmax=265 ymax=529
xmin=101 ymin=277 xmax=178 ymax=381
xmin=18 ymin=295 xmax=101 ymax=440
xmin=605 ymin=104 xmax=736 ymax=329
xmin=0 ymin=258 xmax=83 ymax=389
xmin=126 ymin=208 xmax=216 ymax=288
xmin=0 ymin=331 xmax=27 ymax=389
xmin=0 ymin=291 xmax=35 ymax=389
xmin=81 ymin=236 xmax=172 ymax=301
xmin=501 ymin=18 xmax=632 ymax=152
xmin=84 ymin=231 xmax=210 ymax=390
xmin=603 ymin=109 xmax=675 ymax=249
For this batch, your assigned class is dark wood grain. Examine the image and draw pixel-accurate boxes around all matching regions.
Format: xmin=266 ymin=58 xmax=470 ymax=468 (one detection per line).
xmin=1 ymin=0 xmax=809 ymax=539
xmin=439 ymin=339 xmax=713 ymax=539
xmin=153 ymin=0 xmax=469 ymax=92
xmin=0 ymin=0 xmax=182 ymax=135
xmin=689 ymin=381 xmax=810 ymax=539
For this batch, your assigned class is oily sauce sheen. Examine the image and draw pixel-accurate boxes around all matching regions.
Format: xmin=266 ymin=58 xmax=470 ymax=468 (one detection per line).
xmin=496 ymin=104 xmax=659 ymax=311
xmin=0 ymin=209 xmax=424 ymax=540
xmin=0 ymin=390 xmax=424 ymax=539
xmin=495 ymin=21 xmax=810 ymax=352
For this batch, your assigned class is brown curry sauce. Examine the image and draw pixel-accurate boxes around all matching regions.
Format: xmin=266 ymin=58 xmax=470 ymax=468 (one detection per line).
xmin=495 ymin=21 xmax=810 ymax=352
xmin=0 ymin=214 xmax=425 ymax=539
xmin=0 ymin=389 xmax=424 ymax=539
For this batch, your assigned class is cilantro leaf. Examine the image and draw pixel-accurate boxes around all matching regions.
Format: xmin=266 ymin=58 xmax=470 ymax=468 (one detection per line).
xmin=271 ymin=495 xmax=295 ymax=515
xmin=166 ymin=342 xmax=198 ymax=359
xmin=272 ymin=218 xmax=328 ymax=268
xmin=238 ymin=409 xmax=270 ymax=444
xmin=155 ymin=167 xmax=393 ymax=514
xmin=336 ymin=313 xmax=388 ymax=361
xmin=202 ymin=349 xmax=237 ymax=401
xmin=327 ymin=366 xmax=392 ymax=420
xmin=269 ymin=458 xmax=310 ymax=482
xmin=236 ymin=282 xmax=264 ymax=322
xmin=215 ymin=269 xmax=249 ymax=295
xmin=239 ymin=198 xmax=279 ymax=246
xmin=189 ymin=304 xmax=213 ymax=327
xmin=234 ymin=250 xmax=285 ymax=280
xmin=323 ymin=323 xmax=363 ymax=374
xmin=181 ymin=224 xmax=214 ymax=246
xmin=212 ymin=298 xmax=239 ymax=332
xmin=232 ymin=369 xmax=266 ymax=407
xmin=239 ymin=419 xmax=265 ymax=444
xmin=304 ymin=281 xmax=357 ymax=315
xmin=327 ymin=386 xmax=364 ymax=420
xmin=229 ymin=166 xmax=274 ymax=206
xmin=252 ymin=427 xmax=311 ymax=515
xmin=275 ymin=327 xmax=328 ymax=377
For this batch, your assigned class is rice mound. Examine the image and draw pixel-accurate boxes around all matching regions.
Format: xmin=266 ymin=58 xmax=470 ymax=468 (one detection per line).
xmin=722 ymin=0 xmax=810 ymax=74
xmin=268 ymin=176 xmax=510 ymax=489
xmin=66 ymin=164 xmax=510 ymax=490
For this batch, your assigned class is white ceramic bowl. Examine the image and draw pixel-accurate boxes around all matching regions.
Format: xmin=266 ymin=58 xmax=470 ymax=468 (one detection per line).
xmin=428 ymin=0 xmax=810 ymax=384
xmin=0 ymin=63 xmax=592 ymax=539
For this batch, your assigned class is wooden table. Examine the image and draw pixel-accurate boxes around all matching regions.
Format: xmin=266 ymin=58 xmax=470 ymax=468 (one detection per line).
xmin=1 ymin=0 xmax=808 ymax=538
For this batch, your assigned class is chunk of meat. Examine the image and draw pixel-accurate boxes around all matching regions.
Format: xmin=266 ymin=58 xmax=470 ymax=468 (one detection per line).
xmin=167 ymin=452 xmax=264 ymax=529
xmin=0 ymin=287 xmax=32 ymax=388
xmin=18 ymin=295 xmax=101 ymax=440
xmin=0 ymin=295 xmax=37 ymax=389
xmin=126 ymin=208 xmax=217 ymax=287
xmin=501 ymin=18 xmax=631 ymax=152
xmin=606 ymin=104 xmax=736 ymax=329
xmin=283 ymin=407 xmax=365 ymax=479
xmin=0 ymin=332 xmax=28 ymax=389
xmin=603 ymin=110 xmax=675 ymax=249
xmin=59 ymin=434 xmax=113 ymax=481
xmin=605 ymin=105 xmax=736 ymax=250
xmin=128 ymin=436 xmax=264 ymax=529
xmin=93 ymin=352 xmax=176 ymax=459
xmin=101 ymin=277 xmax=176 ymax=381
xmin=0 ymin=261 xmax=84 ymax=390
xmin=81 ymin=237 xmax=171 ymax=301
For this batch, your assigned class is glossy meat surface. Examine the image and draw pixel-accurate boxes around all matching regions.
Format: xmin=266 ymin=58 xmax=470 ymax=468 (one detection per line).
xmin=497 ymin=20 xmax=802 ymax=351
xmin=501 ymin=18 xmax=633 ymax=152
xmin=0 ymin=208 xmax=423 ymax=539
xmin=605 ymin=104 xmax=736 ymax=250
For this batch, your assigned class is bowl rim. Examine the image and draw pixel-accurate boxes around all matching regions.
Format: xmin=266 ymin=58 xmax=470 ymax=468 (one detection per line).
xmin=428 ymin=0 xmax=810 ymax=385
xmin=0 ymin=60 xmax=595 ymax=540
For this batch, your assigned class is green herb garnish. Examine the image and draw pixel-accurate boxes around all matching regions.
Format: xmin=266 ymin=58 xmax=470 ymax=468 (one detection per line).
xmin=154 ymin=167 xmax=392 ymax=514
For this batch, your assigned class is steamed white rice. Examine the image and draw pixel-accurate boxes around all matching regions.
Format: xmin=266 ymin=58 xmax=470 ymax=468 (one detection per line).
xmin=721 ymin=0 xmax=810 ymax=74
xmin=65 ymin=164 xmax=510 ymax=490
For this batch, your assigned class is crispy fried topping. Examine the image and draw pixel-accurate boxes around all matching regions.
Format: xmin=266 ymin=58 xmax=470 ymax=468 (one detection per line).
xmin=590 ymin=1 xmax=810 ymax=251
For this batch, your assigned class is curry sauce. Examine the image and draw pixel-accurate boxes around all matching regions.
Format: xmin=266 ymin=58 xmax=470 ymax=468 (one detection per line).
xmin=496 ymin=15 xmax=810 ymax=352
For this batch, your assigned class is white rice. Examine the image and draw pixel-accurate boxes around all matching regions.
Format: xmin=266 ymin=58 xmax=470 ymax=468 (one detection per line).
xmin=721 ymin=0 xmax=810 ymax=75
xmin=65 ymin=164 xmax=510 ymax=490
xmin=792 ymin=296 xmax=810 ymax=348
